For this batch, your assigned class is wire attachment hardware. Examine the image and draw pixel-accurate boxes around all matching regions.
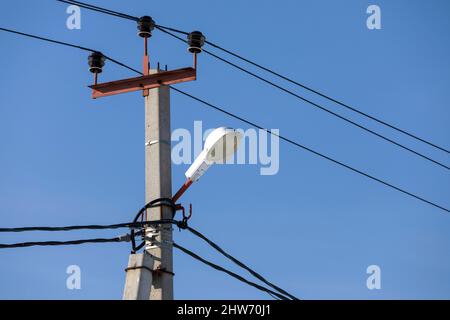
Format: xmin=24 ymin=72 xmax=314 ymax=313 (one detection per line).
xmin=144 ymin=227 xmax=159 ymax=250
xmin=137 ymin=16 xmax=155 ymax=38
xmin=187 ymin=31 xmax=205 ymax=53
xmin=174 ymin=203 xmax=192 ymax=230
xmin=130 ymin=198 xmax=176 ymax=253
xmin=88 ymin=51 xmax=105 ymax=73
xmin=88 ymin=22 xmax=197 ymax=99
xmin=88 ymin=51 xmax=105 ymax=85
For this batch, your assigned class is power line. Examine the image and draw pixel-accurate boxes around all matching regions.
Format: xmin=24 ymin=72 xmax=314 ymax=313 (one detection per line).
xmin=56 ymin=0 xmax=139 ymax=21
xmin=156 ymin=27 xmax=450 ymax=171
xmin=156 ymin=26 xmax=450 ymax=155
xmin=0 ymin=233 xmax=291 ymax=300
xmin=2 ymin=27 xmax=448 ymax=212
xmin=100 ymin=56 xmax=141 ymax=74
xmin=185 ymin=225 xmax=299 ymax=300
xmin=0 ymin=27 xmax=140 ymax=74
xmin=2 ymin=14 xmax=447 ymax=299
xmin=131 ymin=204 xmax=298 ymax=300
xmin=0 ymin=215 xmax=296 ymax=300
xmin=0 ymin=219 xmax=178 ymax=233
xmin=267 ymin=292 xmax=282 ymax=300
xmin=169 ymin=87 xmax=449 ymax=213
xmin=173 ymin=242 xmax=292 ymax=300
xmin=0 ymin=27 xmax=94 ymax=52
xmin=55 ymin=1 xmax=450 ymax=169
xmin=203 ymin=41 xmax=450 ymax=155
xmin=0 ymin=235 xmax=131 ymax=249
xmin=57 ymin=0 xmax=187 ymax=34
xmin=56 ymin=0 xmax=450 ymax=155
xmin=155 ymin=25 xmax=189 ymax=35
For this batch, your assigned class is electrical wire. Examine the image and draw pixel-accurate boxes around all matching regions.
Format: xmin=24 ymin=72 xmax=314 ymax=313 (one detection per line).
xmin=55 ymin=0 xmax=450 ymax=155
xmin=56 ymin=0 xmax=139 ymax=21
xmin=0 ymin=27 xmax=94 ymax=52
xmin=0 ymin=216 xmax=297 ymax=300
xmin=1 ymin=26 xmax=448 ymax=212
xmin=156 ymin=26 xmax=450 ymax=155
xmin=0 ymin=27 xmax=138 ymax=74
xmin=268 ymin=292 xmax=282 ymax=300
xmin=173 ymin=242 xmax=292 ymax=300
xmin=57 ymin=0 xmax=186 ymax=35
xmin=185 ymin=225 xmax=299 ymax=300
xmin=203 ymin=42 xmax=450 ymax=155
xmin=0 ymin=235 xmax=131 ymax=249
xmin=169 ymin=87 xmax=449 ymax=213
xmin=0 ymin=219 xmax=178 ymax=233
xmin=6 ymin=0 xmax=444 ymax=298
xmin=100 ymin=55 xmax=141 ymax=74
xmin=156 ymin=27 xmax=449 ymax=171
xmin=131 ymin=200 xmax=297 ymax=300
xmin=155 ymin=25 xmax=189 ymax=35
xmin=54 ymin=0 xmax=450 ymax=170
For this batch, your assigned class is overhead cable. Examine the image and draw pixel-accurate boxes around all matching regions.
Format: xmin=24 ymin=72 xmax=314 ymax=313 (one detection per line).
xmin=173 ymin=242 xmax=292 ymax=300
xmin=156 ymin=27 xmax=449 ymax=171
xmin=56 ymin=0 xmax=449 ymax=155
xmin=2 ymin=26 xmax=448 ymax=213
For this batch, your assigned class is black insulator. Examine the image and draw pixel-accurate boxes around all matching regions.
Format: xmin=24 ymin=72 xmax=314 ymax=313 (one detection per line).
xmin=137 ymin=16 xmax=155 ymax=38
xmin=88 ymin=51 xmax=105 ymax=74
xmin=187 ymin=31 xmax=205 ymax=53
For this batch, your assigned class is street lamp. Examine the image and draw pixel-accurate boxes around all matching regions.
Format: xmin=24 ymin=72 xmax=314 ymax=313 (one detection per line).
xmin=173 ymin=127 xmax=242 ymax=202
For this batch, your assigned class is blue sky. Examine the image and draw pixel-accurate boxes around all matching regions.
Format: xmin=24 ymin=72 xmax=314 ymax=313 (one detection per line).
xmin=0 ymin=0 xmax=449 ymax=299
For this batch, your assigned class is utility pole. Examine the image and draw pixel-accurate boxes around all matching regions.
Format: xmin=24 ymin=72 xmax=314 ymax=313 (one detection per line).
xmin=86 ymin=16 xmax=205 ymax=300
xmin=143 ymin=69 xmax=174 ymax=299
xmin=122 ymin=70 xmax=173 ymax=300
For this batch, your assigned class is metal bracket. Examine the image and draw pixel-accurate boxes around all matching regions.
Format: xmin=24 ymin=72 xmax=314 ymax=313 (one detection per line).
xmin=89 ymin=67 xmax=196 ymax=99
xmin=145 ymin=139 xmax=171 ymax=147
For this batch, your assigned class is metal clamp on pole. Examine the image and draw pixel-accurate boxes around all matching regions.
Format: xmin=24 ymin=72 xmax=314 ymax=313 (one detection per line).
xmin=145 ymin=139 xmax=171 ymax=147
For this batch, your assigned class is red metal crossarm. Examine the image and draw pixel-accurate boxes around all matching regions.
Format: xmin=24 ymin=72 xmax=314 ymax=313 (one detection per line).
xmin=89 ymin=67 xmax=196 ymax=99
xmin=89 ymin=35 xmax=198 ymax=99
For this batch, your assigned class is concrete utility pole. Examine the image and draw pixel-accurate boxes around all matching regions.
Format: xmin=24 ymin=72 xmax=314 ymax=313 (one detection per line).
xmin=122 ymin=252 xmax=154 ymax=299
xmin=123 ymin=69 xmax=173 ymax=300
xmin=144 ymin=69 xmax=174 ymax=299
xmin=87 ymin=16 xmax=204 ymax=300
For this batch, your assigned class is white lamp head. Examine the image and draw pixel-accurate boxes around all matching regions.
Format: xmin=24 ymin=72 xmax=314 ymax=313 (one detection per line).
xmin=185 ymin=127 xmax=242 ymax=182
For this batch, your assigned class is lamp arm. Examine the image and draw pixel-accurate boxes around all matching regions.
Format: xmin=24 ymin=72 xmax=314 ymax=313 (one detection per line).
xmin=172 ymin=179 xmax=193 ymax=203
